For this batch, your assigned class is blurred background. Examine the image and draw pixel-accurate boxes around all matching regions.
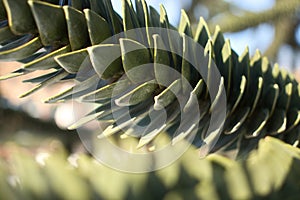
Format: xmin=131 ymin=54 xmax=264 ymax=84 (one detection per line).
xmin=0 ymin=0 xmax=300 ymax=152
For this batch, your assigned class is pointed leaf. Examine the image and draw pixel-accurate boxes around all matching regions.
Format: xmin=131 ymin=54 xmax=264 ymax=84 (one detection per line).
xmin=209 ymin=77 xmax=225 ymax=113
xmin=3 ymin=0 xmax=36 ymax=34
xmin=89 ymin=0 xmax=107 ymax=17
xmin=55 ymin=48 xmax=88 ymax=74
xmin=63 ymin=6 xmax=89 ymax=50
xmin=249 ymin=77 xmax=263 ymax=116
xmin=103 ymin=0 xmax=122 ymax=34
xmin=194 ymin=17 xmax=210 ymax=47
xmin=154 ymin=79 xmax=181 ymax=110
xmin=115 ymin=80 xmax=157 ymax=106
xmin=239 ymin=46 xmax=250 ymax=83
xmin=0 ymin=37 xmax=42 ymax=61
xmin=229 ymin=76 xmax=246 ymax=114
xmin=45 ymin=74 xmax=100 ymax=103
xmin=84 ymin=9 xmax=111 ymax=45
xmin=245 ymin=109 xmax=269 ymax=138
xmin=135 ymin=0 xmax=146 ymax=27
xmin=178 ymin=9 xmax=192 ymax=37
xmin=267 ymin=109 xmax=286 ymax=135
xmin=120 ymin=38 xmax=152 ymax=82
xmin=0 ymin=68 xmax=27 ymax=80
xmin=122 ymin=0 xmax=140 ymax=30
xmin=99 ymin=117 xmax=136 ymax=139
xmin=221 ymin=39 xmax=232 ymax=96
xmin=182 ymin=34 xmax=199 ymax=92
xmin=23 ymin=70 xmax=59 ymax=83
xmin=23 ymin=45 xmax=70 ymax=70
xmin=20 ymin=70 xmax=68 ymax=98
xmin=136 ymin=0 xmax=152 ymax=47
xmin=137 ymin=108 xmax=174 ymax=148
xmin=225 ymin=107 xmax=250 ymax=134
xmin=212 ymin=26 xmax=225 ymax=57
xmin=286 ymin=108 xmax=300 ymax=132
xmin=277 ymin=82 xmax=292 ymax=110
xmin=149 ymin=6 xmax=160 ymax=27
xmin=28 ymin=0 xmax=69 ymax=46
xmin=82 ymin=78 xmax=131 ymax=101
xmin=262 ymin=84 xmax=279 ymax=116
xmin=88 ymin=44 xmax=123 ymax=79
xmin=153 ymin=34 xmax=171 ymax=85
xmin=68 ymin=111 xmax=105 ymax=130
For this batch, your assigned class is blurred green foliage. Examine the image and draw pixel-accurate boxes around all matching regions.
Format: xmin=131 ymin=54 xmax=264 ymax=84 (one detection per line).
xmin=1 ymin=137 xmax=300 ymax=199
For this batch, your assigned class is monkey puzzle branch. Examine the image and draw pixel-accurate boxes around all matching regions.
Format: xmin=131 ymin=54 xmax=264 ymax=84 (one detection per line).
xmin=209 ymin=0 xmax=300 ymax=33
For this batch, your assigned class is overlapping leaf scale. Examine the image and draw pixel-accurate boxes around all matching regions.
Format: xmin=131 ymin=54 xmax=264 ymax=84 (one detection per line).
xmin=0 ymin=0 xmax=300 ymax=156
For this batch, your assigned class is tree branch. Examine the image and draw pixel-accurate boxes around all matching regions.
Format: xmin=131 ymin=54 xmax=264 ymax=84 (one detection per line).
xmin=209 ymin=0 xmax=300 ymax=33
